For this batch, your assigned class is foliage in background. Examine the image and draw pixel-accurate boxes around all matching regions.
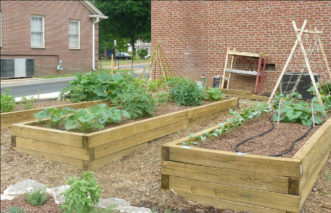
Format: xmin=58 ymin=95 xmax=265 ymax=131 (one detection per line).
xmin=183 ymin=103 xmax=271 ymax=146
xmin=3 ymin=206 xmax=26 ymax=213
xmin=308 ymin=82 xmax=331 ymax=110
xmin=167 ymin=77 xmax=205 ymax=106
xmin=95 ymin=0 xmax=151 ymax=53
xmin=20 ymin=96 xmax=35 ymax=110
xmin=62 ymin=171 xmax=100 ymax=213
xmin=137 ymin=48 xmax=148 ymax=59
xmin=272 ymin=92 xmax=327 ymax=126
xmin=24 ymin=189 xmax=47 ymax=206
xmin=1 ymin=89 xmax=16 ymax=113
xmin=204 ymin=88 xmax=225 ymax=101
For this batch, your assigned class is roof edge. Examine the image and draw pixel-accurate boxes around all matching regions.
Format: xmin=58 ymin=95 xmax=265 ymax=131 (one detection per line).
xmin=81 ymin=1 xmax=108 ymax=19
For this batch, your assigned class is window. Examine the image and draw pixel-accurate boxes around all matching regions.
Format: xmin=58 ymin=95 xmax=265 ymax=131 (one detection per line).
xmin=31 ymin=16 xmax=44 ymax=48
xmin=69 ymin=20 xmax=80 ymax=49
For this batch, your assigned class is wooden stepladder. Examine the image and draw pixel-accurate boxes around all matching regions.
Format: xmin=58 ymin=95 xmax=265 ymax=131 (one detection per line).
xmin=268 ymin=20 xmax=331 ymax=106
xmin=220 ymin=48 xmax=268 ymax=95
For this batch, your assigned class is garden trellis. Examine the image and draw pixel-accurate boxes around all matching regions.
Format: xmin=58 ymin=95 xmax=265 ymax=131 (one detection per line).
xmin=268 ymin=20 xmax=331 ymax=106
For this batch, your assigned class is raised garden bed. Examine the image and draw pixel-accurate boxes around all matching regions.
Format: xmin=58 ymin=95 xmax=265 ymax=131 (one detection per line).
xmin=1 ymin=100 xmax=104 ymax=128
xmin=161 ymin=117 xmax=331 ymax=213
xmin=10 ymin=98 xmax=239 ymax=170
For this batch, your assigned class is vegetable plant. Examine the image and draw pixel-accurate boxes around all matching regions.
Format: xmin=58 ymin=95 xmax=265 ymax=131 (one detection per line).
xmin=1 ymin=89 xmax=16 ymax=113
xmin=62 ymin=171 xmax=100 ymax=213
xmin=204 ymin=88 xmax=225 ymax=101
xmin=24 ymin=189 xmax=47 ymax=206
xmin=3 ymin=206 xmax=26 ymax=213
xmin=34 ymin=107 xmax=75 ymax=128
xmin=168 ymin=77 xmax=204 ymax=106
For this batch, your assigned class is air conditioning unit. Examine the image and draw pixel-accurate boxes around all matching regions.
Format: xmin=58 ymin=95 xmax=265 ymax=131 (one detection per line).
xmin=0 ymin=58 xmax=34 ymax=79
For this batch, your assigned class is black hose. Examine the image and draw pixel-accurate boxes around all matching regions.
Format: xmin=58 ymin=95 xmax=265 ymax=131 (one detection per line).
xmin=234 ymin=117 xmax=314 ymax=157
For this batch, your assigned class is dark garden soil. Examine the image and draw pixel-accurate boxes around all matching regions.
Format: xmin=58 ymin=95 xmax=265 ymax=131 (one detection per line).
xmin=197 ymin=113 xmax=330 ymax=158
xmin=1 ymin=100 xmax=331 ymax=213
xmin=12 ymin=99 xmax=71 ymax=112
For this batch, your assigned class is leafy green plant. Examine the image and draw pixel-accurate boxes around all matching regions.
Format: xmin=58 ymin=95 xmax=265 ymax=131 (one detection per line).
xmin=1 ymin=89 xmax=16 ymax=113
xmin=137 ymin=48 xmax=148 ymax=59
xmin=34 ymin=107 xmax=75 ymax=128
xmin=272 ymin=92 xmax=327 ymax=126
xmin=64 ymin=104 xmax=130 ymax=132
xmin=308 ymin=82 xmax=331 ymax=110
xmin=115 ymin=90 xmax=155 ymax=119
xmin=20 ymin=96 xmax=35 ymax=110
xmin=204 ymin=88 xmax=225 ymax=101
xmin=183 ymin=103 xmax=271 ymax=145
xmin=62 ymin=171 xmax=100 ymax=213
xmin=155 ymin=91 xmax=169 ymax=105
xmin=3 ymin=206 xmax=26 ymax=213
xmin=24 ymin=189 xmax=47 ymax=206
xmin=168 ymin=77 xmax=204 ymax=106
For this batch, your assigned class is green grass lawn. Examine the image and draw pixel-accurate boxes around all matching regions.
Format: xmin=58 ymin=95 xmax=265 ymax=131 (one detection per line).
xmin=100 ymin=58 xmax=148 ymax=67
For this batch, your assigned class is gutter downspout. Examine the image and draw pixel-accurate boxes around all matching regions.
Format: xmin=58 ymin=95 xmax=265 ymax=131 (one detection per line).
xmin=92 ymin=17 xmax=100 ymax=71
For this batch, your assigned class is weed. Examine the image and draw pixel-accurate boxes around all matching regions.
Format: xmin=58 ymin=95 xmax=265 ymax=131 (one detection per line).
xmin=1 ymin=89 xmax=16 ymax=113
xmin=324 ymin=173 xmax=331 ymax=181
xmin=20 ymin=96 xmax=35 ymax=110
xmin=3 ymin=206 xmax=26 ymax=213
xmin=24 ymin=189 xmax=47 ymax=206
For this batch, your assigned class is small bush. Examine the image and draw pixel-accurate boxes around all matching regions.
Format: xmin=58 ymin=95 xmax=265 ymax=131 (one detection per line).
xmin=24 ymin=189 xmax=47 ymax=206
xmin=4 ymin=206 xmax=26 ymax=213
xmin=62 ymin=171 xmax=100 ymax=213
xmin=168 ymin=77 xmax=204 ymax=106
xmin=115 ymin=90 xmax=155 ymax=119
xmin=20 ymin=96 xmax=35 ymax=110
xmin=1 ymin=89 xmax=16 ymax=113
xmin=204 ymin=88 xmax=225 ymax=101
xmin=137 ymin=48 xmax=148 ymax=59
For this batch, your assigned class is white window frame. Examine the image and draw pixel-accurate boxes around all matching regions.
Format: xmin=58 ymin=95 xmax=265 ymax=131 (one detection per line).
xmin=30 ymin=15 xmax=45 ymax=48
xmin=68 ymin=20 xmax=80 ymax=49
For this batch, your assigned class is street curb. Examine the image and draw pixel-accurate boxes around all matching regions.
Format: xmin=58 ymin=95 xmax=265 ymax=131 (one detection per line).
xmin=1 ymin=77 xmax=75 ymax=88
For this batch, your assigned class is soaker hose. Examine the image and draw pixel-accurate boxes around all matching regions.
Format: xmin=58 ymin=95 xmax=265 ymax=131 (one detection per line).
xmin=234 ymin=116 xmax=314 ymax=157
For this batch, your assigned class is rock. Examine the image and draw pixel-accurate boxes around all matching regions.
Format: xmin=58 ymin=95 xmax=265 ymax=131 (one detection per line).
xmin=1 ymin=194 xmax=16 ymax=201
xmin=119 ymin=206 xmax=152 ymax=213
xmin=3 ymin=179 xmax=46 ymax=196
xmin=46 ymin=185 xmax=70 ymax=204
xmin=96 ymin=198 xmax=130 ymax=209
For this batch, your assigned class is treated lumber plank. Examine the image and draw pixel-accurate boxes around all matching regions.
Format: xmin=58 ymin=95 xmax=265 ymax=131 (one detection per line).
xmin=169 ymin=176 xmax=300 ymax=212
xmin=11 ymin=123 xmax=84 ymax=147
xmin=187 ymin=98 xmax=238 ymax=119
xmin=162 ymin=161 xmax=289 ymax=193
xmin=228 ymin=50 xmax=260 ymax=58
xmin=88 ymin=143 xmax=148 ymax=170
xmin=88 ymin=110 xmax=188 ymax=147
xmin=221 ymin=89 xmax=254 ymax=95
xmin=1 ymin=100 xmax=104 ymax=128
xmin=15 ymin=137 xmax=89 ymax=160
xmin=168 ymin=146 xmax=301 ymax=177
xmin=175 ymin=190 xmax=286 ymax=213
xmin=94 ymin=120 xmax=187 ymax=159
xmin=15 ymin=147 xmax=84 ymax=168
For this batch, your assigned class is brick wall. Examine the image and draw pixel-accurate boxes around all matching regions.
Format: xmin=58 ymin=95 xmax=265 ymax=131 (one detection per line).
xmin=151 ymin=1 xmax=331 ymax=94
xmin=0 ymin=0 xmax=99 ymax=76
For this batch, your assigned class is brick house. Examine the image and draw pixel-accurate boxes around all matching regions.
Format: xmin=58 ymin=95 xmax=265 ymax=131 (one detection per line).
xmin=0 ymin=0 xmax=107 ymax=77
xmin=151 ymin=1 xmax=331 ymax=94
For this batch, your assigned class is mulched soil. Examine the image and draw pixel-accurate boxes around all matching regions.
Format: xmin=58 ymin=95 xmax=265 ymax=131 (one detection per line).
xmin=1 ymin=194 xmax=62 ymax=212
xmin=1 ymin=99 xmax=331 ymax=212
xmin=197 ymin=114 xmax=326 ymax=158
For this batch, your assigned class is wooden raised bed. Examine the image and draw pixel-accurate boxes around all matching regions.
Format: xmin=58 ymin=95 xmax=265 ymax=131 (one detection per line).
xmin=221 ymin=88 xmax=269 ymax=101
xmin=1 ymin=100 xmax=104 ymax=128
xmin=10 ymin=98 xmax=239 ymax=170
xmin=161 ymin=117 xmax=331 ymax=213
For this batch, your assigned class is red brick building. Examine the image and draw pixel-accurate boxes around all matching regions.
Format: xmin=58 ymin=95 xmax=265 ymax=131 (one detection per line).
xmin=0 ymin=0 xmax=107 ymax=77
xmin=152 ymin=1 xmax=331 ymax=94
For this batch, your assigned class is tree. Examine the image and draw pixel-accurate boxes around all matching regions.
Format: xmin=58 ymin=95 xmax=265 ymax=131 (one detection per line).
xmin=95 ymin=0 xmax=151 ymax=54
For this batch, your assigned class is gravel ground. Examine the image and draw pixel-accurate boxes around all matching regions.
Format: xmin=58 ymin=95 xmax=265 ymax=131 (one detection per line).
xmin=1 ymin=99 xmax=330 ymax=212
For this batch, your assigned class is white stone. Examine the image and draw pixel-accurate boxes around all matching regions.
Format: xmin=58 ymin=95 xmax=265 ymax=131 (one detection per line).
xmin=46 ymin=185 xmax=70 ymax=204
xmin=3 ymin=179 xmax=46 ymax=196
xmin=119 ymin=206 xmax=152 ymax=213
xmin=96 ymin=198 xmax=130 ymax=209
xmin=1 ymin=194 xmax=16 ymax=201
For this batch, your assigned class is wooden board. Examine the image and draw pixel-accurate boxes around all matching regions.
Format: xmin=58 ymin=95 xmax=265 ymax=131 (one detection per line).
xmin=1 ymin=100 xmax=104 ymax=128
xmin=175 ymin=190 xmax=286 ymax=213
xmin=162 ymin=161 xmax=289 ymax=193
xmin=169 ymin=176 xmax=300 ymax=212
xmin=168 ymin=146 xmax=301 ymax=178
xmin=94 ymin=120 xmax=188 ymax=159
xmin=15 ymin=147 xmax=84 ymax=168
xmin=11 ymin=123 xmax=84 ymax=147
xmin=15 ymin=137 xmax=89 ymax=160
